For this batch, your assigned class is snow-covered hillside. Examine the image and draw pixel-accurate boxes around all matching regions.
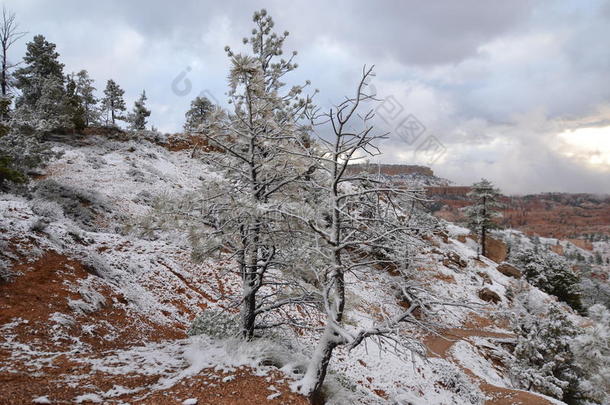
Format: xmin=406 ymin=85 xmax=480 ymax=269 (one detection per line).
xmin=0 ymin=134 xmax=593 ymax=404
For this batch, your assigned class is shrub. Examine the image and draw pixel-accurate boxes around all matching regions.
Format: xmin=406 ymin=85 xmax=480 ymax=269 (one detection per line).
xmin=512 ymin=248 xmax=583 ymax=312
xmin=0 ymin=127 xmax=58 ymax=189
xmin=188 ymin=309 xmax=240 ymax=339
xmin=510 ymin=304 xmax=580 ymax=400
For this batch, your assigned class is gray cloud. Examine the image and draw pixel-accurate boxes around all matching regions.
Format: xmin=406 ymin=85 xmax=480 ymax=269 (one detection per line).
xmin=3 ymin=0 xmax=609 ymax=194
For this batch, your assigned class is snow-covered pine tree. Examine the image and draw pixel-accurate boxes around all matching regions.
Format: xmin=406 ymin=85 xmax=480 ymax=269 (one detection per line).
xmin=101 ymin=79 xmax=126 ymax=126
xmin=0 ymin=117 xmax=58 ymax=189
xmin=72 ymin=70 xmax=98 ymax=127
xmin=512 ymin=248 xmax=583 ymax=312
xmin=0 ymin=99 xmax=25 ymax=186
xmin=464 ymin=178 xmax=502 ymax=258
xmin=12 ymin=35 xmax=72 ymax=131
xmin=149 ymin=9 xmax=316 ymax=340
xmin=128 ymin=90 xmax=150 ymax=130
xmin=65 ymin=76 xmax=85 ymax=130
xmin=571 ymin=304 xmax=610 ymax=404
xmin=13 ymin=35 xmax=64 ymax=107
xmin=183 ymin=95 xmax=213 ymax=132
xmin=510 ymin=300 xmax=581 ymax=401
xmin=579 ymin=267 xmax=610 ymax=309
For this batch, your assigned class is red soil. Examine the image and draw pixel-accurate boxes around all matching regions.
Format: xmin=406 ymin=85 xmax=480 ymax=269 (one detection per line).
xmin=423 ymin=314 xmax=556 ymax=405
xmin=0 ymin=247 xmax=307 ymax=405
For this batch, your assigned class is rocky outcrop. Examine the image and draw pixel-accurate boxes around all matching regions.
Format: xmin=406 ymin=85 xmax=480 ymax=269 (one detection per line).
xmin=478 ymin=288 xmax=501 ymax=304
xmin=443 ymin=251 xmax=467 ymax=269
xmin=484 ymin=237 xmax=508 ymax=263
xmin=549 ymin=243 xmax=564 ymax=255
xmin=567 ymin=238 xmax=593 ymax=251
xmin=496 ymin=263 xmax=522 ymax=279
xmin=477 ymin=271 xmax=493 ymax=285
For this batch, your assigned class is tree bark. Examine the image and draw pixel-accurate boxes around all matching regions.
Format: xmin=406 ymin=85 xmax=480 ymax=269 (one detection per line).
xmin=241 ymin=284 xmax=256 ymax=340
xmin=481 ymin=196 xmax=487 ymax=258
xmin=302 ymin=328 xmax=339 ymax=405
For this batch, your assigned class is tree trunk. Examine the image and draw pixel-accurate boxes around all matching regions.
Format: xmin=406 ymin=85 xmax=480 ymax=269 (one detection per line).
xmin=301 ymin=328 xmax=338 ymax=405
xmin=237 ymin=234 xmax=257 ymax=340
xmin=481 ymin=225 xmax=487 ymax=258
xmin=241 ymin=285 xmax=256 ymax=340
xmin=1 ymin=45 xmax=7 ymax=98
xmin=1 ymin=47 xmax=7 ymax=121
xmin=303 ymin=267 xmax=345 ymax=402
xmin=481 ymin=196 xmax=487 ymax=258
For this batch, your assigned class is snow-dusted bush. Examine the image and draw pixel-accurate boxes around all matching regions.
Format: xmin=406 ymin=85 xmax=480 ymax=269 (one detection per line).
xmin=509 ymin=291 xmax=583 ymax=402
xmin=188 ymin=309 xmax=240 ymax=339
xmin=12 ymin=76 xmax=73 ymax=132
xmin=31 ymin=199 xmax=64 ymax=221
xmin=29 ymin=217 xmax=49 ymax=233
xmin=84 ymin=155 xmax=106 ymax=170
xmin=430 ymin=362 xmax=485 ymax=405
xmin=126 ymin=129 xmax=167 ymax=144
xmin=32 ymin=179 xmax=118 ymax=231
xmin=512 ymin=248 xmax=583 ymax=312
xmin=511 ymin=306 xmax=578 ymax=399
xmin=0 ymin=259 xmax=14 ymax=283
xmin=579 ymin=266 xmax=610 ymax=310
xmin=571 ymin=304 xmax=610 ymax=404
xmin=0 ymin=128 xmax=59 ymax=189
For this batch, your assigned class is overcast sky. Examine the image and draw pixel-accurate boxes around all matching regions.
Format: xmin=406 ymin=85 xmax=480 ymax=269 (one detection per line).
xmin=5 ymin=0 xmax=610 ymax=194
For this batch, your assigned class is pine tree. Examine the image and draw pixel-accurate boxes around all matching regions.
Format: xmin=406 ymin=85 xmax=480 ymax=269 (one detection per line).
xmin=184 ymin=96 xmax=213 ymax=132
xmin=65 ymin=76 xmax=85 ymax=130
xmin=13 ymin=35 xmax=64 ymax=109
xmin=572 ymin=304 xmax=610 ymax=404
xmin=512 ymin=248 xmax=583 ymax=312
xmin=464 ymin=178 xmax=502 ymax=258
xmin=510 ymin=302 xmax=581 ymax=401
xmin=128 ymin=90 xmax=150 ymax=130
xmin=72 ymin=70 xmax=98 ymax=127
xmin=148 ymin=9 xmax=316 ymax=341
xmin=101 ymin=79 xmax=126 ymax=126
xmin=0 ymin=96 xmax=24 ymax=185
xmin=0 ymin=118 xmax=58 ymax=189
xmin=11 ymin=35 xmax=72 ymax=130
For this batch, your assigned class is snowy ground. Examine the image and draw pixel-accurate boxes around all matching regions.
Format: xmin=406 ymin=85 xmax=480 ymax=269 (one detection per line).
xmin=0 ymin=134 xmax=575 ymax=404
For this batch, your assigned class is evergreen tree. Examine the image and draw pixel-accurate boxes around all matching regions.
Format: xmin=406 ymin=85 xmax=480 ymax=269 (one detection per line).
xmin=0 ymin=119 xmax=58 ymax=189
xmin=72 ymin=70 xmax=98 ymax=126
xmin=0 ymin=97 xmax=24 ymax=185
xmin=128 ymin=90 xmax=150 ymax=130
xmin=101 ymin=79 xmax=125 ymax=126
xmin=580 ymin=274 xmax=610 ymax=310
xmin=510 ymin=301 xmax=581 ymax=402
xmin=572 ymin=304 xmax=610 ymax=404
xmin=148 ymin=9 xmax=316 ymax=341
xmin=183 ymin=96 xmax=213 ymax=132
xmin=13 ymin=35 xmax=64 ymax=109
xmin=464 ymin=178 xmax=502 ymax=258
xmin=65 ymin=76 xmax=85 ymax=130
xmin=11 ymin=35 xmax=72 ymax=131
xmin=512 ymin=248 xmax=583 ymax=312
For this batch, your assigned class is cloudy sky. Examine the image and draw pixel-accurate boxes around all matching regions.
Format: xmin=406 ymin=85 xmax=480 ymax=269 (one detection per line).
xmin=5 ymin=0 xmax=610 ymax=194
